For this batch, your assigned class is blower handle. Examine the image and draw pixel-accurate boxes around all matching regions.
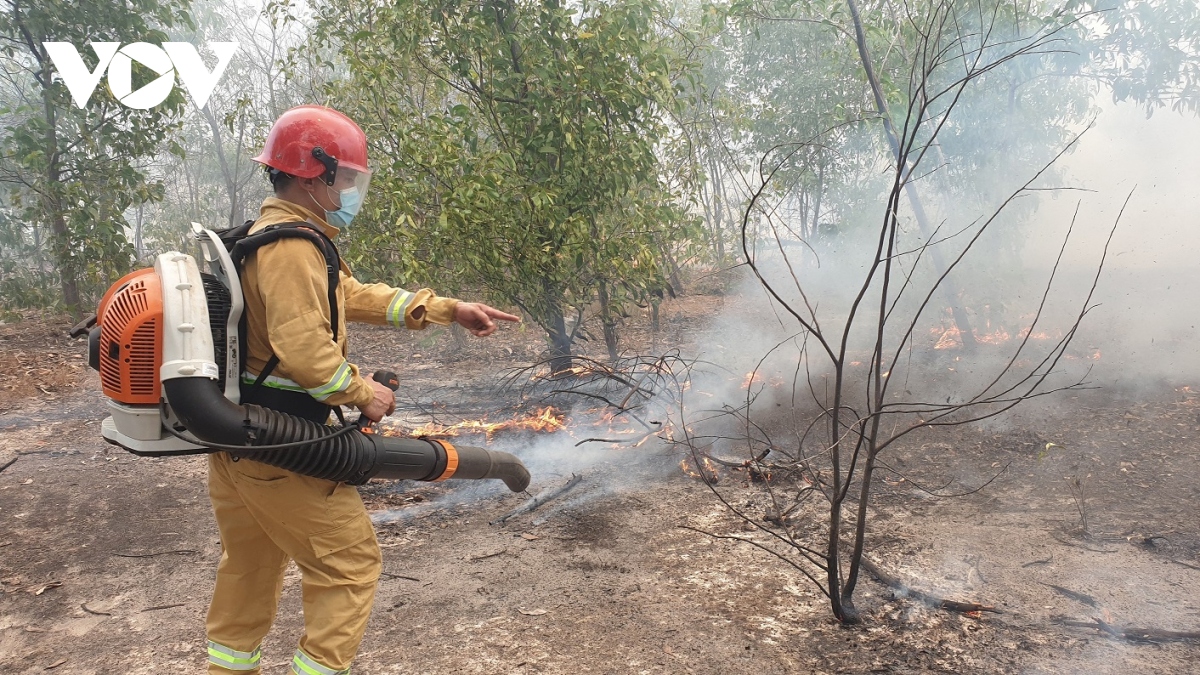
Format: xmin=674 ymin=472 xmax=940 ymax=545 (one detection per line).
xmin=356 ymin=370 xmax=399 ymax=434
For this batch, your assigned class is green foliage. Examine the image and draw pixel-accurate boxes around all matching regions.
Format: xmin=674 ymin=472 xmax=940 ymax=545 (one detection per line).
xmin=0 ymin=204 xmax=58 ymax=309
xmin=0 ymin=0 xmax=193 ymax=314
xmin=1063 ymin=0 xmax=1200 ymax=116
xmin=305 ymin=0 xmax=699 ymax=362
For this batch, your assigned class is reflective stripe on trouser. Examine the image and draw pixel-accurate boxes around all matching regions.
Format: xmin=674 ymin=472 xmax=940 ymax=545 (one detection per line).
xmin=208 ymin=641 xmax=262 ymax=671
xmin=206 ymin=452 xmax=382 ymax=675
xmin=292 ymin=648 xmax=350 ymax=675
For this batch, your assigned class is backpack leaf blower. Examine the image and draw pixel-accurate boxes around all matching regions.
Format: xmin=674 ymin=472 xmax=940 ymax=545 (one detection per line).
xmin=77 ymin=224 xmax=530 ymax=492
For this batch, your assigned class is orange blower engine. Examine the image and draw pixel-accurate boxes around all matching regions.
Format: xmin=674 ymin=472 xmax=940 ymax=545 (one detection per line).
xmin=77 ymin=224 xmax=529 ymax=492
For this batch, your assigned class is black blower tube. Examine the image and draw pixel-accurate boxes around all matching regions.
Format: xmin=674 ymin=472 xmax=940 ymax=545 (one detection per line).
xmin=162 ymin=378 xmax=531 ymax=492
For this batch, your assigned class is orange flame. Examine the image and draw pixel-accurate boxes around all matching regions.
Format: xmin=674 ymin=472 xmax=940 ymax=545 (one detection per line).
xmin=384 ymin=406 xmax=565 ymax=442
xmin=740 ymin=372 xmax=787 ymax=389
xmin=679 ymin=456 xmax=719 ymax=484
xmin=932 ymin=320 xmax=1065 ymax=351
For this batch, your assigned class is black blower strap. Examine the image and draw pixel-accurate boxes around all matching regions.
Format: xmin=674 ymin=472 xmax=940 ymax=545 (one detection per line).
xmin=223 ymin=221 xmax=342 ymax=410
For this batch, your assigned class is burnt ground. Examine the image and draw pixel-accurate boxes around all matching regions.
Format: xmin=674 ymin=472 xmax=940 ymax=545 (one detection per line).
xmin=1 ymin=295 xmax=1199 ymax=674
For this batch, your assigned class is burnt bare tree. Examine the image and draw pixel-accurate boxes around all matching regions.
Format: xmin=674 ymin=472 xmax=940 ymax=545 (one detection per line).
xmin=674 ymin=0 xmax=1126 ymax=623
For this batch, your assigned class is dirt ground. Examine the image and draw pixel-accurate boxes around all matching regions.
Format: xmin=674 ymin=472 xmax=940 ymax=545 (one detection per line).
xmin=2 ymin=294 xmax=1199 ymax=674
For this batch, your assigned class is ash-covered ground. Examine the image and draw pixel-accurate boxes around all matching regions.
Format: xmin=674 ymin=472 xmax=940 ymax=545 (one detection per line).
xmin=1 ymin=288 xmax=1198 ymax=674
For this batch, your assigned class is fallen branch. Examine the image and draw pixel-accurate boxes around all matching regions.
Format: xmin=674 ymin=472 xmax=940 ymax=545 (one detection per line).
xmin=0 ymin=457 xmax=17 ymax=474
xmin=574 ymin=426 xmax=659 ymax=447
xmin=491 ymin=474 xmax=583 ymax=525
xmin=380 ymin=572 xmax=420 ymax=582
xmin=860 ymin=558 xmax=1000 ymax=615
xmin=1058 ymin=617 xmax=1200 ymax=643
xmin=81 ymin=603 xmax=111 ymax=616
xmin=468 ymin=548 xmax=507 ymax=562
xmin=574 ymin=437 xmax=625 ymax=446
xmin=141 ymin=603 xmax=186 ymax=612
xmin=699 ymin=448 xmax=771 ymax=468
xmin=1041 ymin=582 xmax=1100 ymax=608
xmin=113 ymin=550 xmax=197 ymax=558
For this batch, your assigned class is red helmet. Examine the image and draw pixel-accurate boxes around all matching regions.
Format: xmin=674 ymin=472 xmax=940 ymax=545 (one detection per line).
xmin=253 ymin=105 xmax=368 ymax=183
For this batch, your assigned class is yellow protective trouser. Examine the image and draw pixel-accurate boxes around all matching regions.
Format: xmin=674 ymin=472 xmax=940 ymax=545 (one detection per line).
xmin=206 ymin=451 xmax=382 ymax=674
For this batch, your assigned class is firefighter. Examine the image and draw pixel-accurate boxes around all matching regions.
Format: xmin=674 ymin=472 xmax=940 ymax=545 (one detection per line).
xmin=205 ymin=105 xmax=519 ymax=675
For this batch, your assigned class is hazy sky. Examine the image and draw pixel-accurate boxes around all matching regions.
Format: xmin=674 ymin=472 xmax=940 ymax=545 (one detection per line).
xmin=1032 ymin=101 xmax=1200 ymax=270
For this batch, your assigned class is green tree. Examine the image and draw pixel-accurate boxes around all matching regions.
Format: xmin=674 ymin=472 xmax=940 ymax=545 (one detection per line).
xmin=308 ymin=0 xmax=698 ymax=370
xmin=1065 ymin=0 xmax=1200 ymax=116
xmin=141 ymin=0 xmax=307 ymax=260
xmin=0 ymin=0 xmax=193 ymax=317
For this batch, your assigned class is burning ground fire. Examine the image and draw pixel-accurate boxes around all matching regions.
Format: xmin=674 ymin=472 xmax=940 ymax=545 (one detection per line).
xmin=380 ymin=406 xmax=566 ymax=441
xmin=367 ymin=364 xmax=785 ymax=487
xmin=741 ymin=371 xmax=787 ymax=390
xmin=376 ymin=309 xmax=1104 ymax=486
xmin=930 ymin=314 xmax=1101 ymax=360
xmin=680 ymin=455 xmax=719 ymax=484
xmin=378 ymin=405 xmax=664 ymax=449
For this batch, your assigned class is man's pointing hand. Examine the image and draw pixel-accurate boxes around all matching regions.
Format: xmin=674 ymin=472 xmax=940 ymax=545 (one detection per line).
xmin=453 ymin=302 xmax=521 ymax=337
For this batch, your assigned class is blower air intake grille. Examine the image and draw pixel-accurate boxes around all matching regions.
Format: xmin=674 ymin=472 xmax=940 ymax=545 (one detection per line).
xmin=200 ymin=273 xmax=231 ymax=391
xmin=127 ymin=320 xmax=158 ymax=396
xmin=99 ymin=269 xmax=163 ymax=405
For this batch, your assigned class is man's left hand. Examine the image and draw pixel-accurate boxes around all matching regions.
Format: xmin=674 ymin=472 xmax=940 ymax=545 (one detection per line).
xmin=454 ymin=302 xmax=521 ymax=337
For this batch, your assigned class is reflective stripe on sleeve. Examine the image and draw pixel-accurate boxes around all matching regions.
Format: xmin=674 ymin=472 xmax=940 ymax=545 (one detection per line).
xmin=387 ymin=290 xmax=414 ymax=328
xmin=308 ymin=361 xmax=354 ymax=402
xmin=207 ymin=641 xmax=262 ymax=671
xmin=243 ymin=363 xmax=354 ymax=403
xmin=241 ymin=372 xmax=307 ymax=393
xmin=291 ymin=648 xmax=350 ymax=675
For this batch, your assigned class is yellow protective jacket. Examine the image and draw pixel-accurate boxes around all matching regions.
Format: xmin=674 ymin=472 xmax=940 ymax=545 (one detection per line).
xmin=240 ymin=197 xmax=459 ymax=409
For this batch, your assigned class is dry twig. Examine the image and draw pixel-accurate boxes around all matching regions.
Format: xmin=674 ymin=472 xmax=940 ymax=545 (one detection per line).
xmin=140 ymin=603 xmax=187 ymax=612
xmin=380 ymin=572 xmax=421 ymax=582
xmin=113 ymin=550 xmax=197 ymax=558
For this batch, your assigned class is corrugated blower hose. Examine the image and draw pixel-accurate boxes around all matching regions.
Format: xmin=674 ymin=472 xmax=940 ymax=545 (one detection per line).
xmin=71 ymin=224 xmax=530 ymax=493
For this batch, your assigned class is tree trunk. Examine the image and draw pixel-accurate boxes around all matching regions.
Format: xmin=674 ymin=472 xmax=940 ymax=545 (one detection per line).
xmin=798 ymin=191 xmax=809 ymax=240
xmin=846 ymin=0 xmax=976 ymax=351
xmin=710 ymin=156 xmax=727 ymax=263
xmin=825 ymin=375 xmax=856 ymax=623
xmin=662 ymin=246 xmax=684 ymax=296
xmin=201 ymin=103 xmax=242 ymax=228
xmin=38 ymin=59 xmax=81 ymax=318
xmin=543 ymin=278 xmax=573 ymax=374
xmin=598 ymin=282 xmax=619 ymax=362
xmin=134 ymin=203 xmax=145 ymax=261
xmin=812 ymin=161 xmax=825 ymax=242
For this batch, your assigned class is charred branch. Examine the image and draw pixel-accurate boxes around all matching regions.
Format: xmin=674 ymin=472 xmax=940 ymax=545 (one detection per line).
xmin=860 ymin=557 xmax=1000 ymax=615
xmin=491 ymin=473 xmax=583 ymax=525
xmin=1058 ymin=618 xmax=1200 ymax=644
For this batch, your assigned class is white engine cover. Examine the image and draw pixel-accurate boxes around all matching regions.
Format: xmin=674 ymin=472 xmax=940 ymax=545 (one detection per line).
xmin=155 ymin=252 xmax=220 ymax=382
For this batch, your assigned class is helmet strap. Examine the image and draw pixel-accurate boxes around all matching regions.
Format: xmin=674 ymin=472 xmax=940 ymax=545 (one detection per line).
xmin=297 ymin=178 xmax=333 ymax=218
xmin=311 ymin=147 xmax=339 ymax=185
